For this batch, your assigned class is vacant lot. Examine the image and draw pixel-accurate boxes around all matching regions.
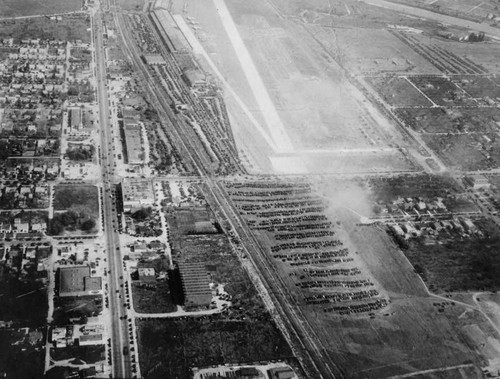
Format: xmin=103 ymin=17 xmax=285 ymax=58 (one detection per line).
xmin=396 ymin=107 xmax=500 ymax=134
xmin=0 ymin=15 xmax=90 ymax=42
xmin=0 ymin=328 xmax=45 ymax=379
xmin=404 ymin=232 xmax=500 ymax=292
xmin=131 ymin=258 xmax=176 ymax=313
xmin=409 ymin=76 xmax=475 ymax=106
xmin=119 ymin=0 xmax=144 ymax=11
xmin=167 ymin=207 xmax=219 ymax=235
xmin=366 ymin=76 xmax=432 ymax=107
xmin=367 ymin=174 xmax=461 ymax=204
xmin=132 ymin=282 xmax=176 ymax=314
xmin=53 ymin=185 xmax=99 ymax=217
xmin=452 ymin=76 xmax=500 ymax=99
xmin=329 ymin=28 xmax=441 ymax=75
xmin=52 ymin=295 xmax=102 ymax=325
xmin=137 ymin=318 xmax=294 ymax=379
xmin=0 ymin=266 xmax=47 ymax=325
xmin=0 ymin=0 xmax=81 ymax=17
xmin=423 ymin=133 xmax=500 ymax=171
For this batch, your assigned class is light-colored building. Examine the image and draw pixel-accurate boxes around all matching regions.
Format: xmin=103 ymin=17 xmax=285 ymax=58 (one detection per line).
xmin=464 ymin=174 xmax=490 ymax=190
xmin=121 ymin=178 xmax=155 ymax=213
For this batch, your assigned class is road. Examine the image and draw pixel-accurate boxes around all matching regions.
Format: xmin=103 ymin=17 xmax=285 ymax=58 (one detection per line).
xmin=92 ymin=9 xmax=132 ymax=379
xmin=363 ymin=0 xmax=500 ymax=40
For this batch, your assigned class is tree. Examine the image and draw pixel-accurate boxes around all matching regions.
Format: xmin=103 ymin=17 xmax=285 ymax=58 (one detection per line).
xmin=132 ymin=208 xmax=152 ymax=220
xmin=47 ymin=219 xmax=64 ymax=235
xmin=81 ymin=219 xmax=95 ymax=231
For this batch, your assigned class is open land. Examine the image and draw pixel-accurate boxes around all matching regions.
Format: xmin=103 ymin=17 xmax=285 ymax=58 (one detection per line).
xmin=0 ymin=15 xmax=91 ymax=43
xmin=0 ymin=0 xmax=82 ymax=18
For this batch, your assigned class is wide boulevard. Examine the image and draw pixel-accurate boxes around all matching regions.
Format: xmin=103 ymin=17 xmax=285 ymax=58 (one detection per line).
xmin=93 ymin=8 xmax=132 ymax=379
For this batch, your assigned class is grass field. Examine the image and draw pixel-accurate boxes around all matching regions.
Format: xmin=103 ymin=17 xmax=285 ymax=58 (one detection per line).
xmin=132 ymin=282 xmax=176 ymax=314
xmin=423 ymin=133 xmax=500 ymax=171
xmin=408 ymin=76 xmax=475 ymax=107
xmin=0 ymin=15 xmax=90 ymax=43
xmin=366 ymin=76 xmax=433 ymax=107
xmin=53 ymin=185 xmax=99 ymax=217
xmin=131 ymin=258 xmax=177 ymax=313
xmin=396 ymin=107 xmax=500 ymax=134
xmin=0 ymin=329 xmax=45 ymax=379
xmin=0 ymin=0 xmax=81 ymax=17
xmin=52 ymin=295 xmax=102 ymax=325
xmin=367 ymin=174 xmax=461 ymax=204
xmin=117 ymin=0 xmax=145 ymax=11
xmin=452 ymin=76 xmax=500 ymax=99
xmin=404 ymin=233 xmax=500 ymax=293
xmin=137 ymin=318 xmax=294 ymax=379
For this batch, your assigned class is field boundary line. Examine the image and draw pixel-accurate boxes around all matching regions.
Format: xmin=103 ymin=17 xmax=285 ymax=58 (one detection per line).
xmin=386 ymin=363 xmax=475 ymax=378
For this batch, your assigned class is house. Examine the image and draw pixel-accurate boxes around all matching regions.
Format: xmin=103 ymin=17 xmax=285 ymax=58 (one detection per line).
xmin=26 ymin=247 xmax=36 ymax=259
xmin=15 ymin=223 xmax=29 ymax=233
xmin=390 ymin=224 xmax=404 ymax=236
xmin=138 ymin=267 xmax=156 ymax=282
xmin=132 ymin=243 xmax=148 ymax=253
xmin=415 ymin=201 xmax=426 ymax=211
xmin=31 ymin=222 xmax=47 ymax=232
xmin=460 ymin=218 xmax=475 ymax=232
xmin=0 ymin=223 xmax=11 ymax=233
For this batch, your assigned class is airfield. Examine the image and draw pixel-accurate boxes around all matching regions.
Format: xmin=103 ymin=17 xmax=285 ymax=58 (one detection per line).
xmin=166 ymin=0 xmax=423 ymax=175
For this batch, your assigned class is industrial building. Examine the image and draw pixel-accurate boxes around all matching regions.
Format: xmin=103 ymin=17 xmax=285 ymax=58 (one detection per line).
xmin=68 ymin=106 xmax=83 ymax=129
xmin=58 ymin=266 xmax=102 ymax=297
xmin=178 ymin=260 xmax=212 ymax=310
xmin=123 ymin=117 xmax=144 ymax=165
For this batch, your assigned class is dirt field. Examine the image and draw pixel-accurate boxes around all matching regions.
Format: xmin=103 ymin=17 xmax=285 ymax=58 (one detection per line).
xmin=324 ymin=28 xmax=441 ymax=75
xmin=0 ymin=0 xmax=81 ymax=17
